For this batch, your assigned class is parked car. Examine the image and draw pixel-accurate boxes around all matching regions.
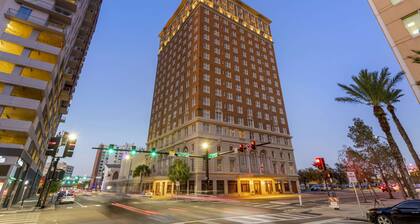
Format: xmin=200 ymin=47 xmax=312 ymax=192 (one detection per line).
xmin=58 ymin=191 xmax=75 ymax=204
xmin=366 ymin=199 xmax=420 ymax=224
xmin=309 ymin=185 xmax=322 ymax=191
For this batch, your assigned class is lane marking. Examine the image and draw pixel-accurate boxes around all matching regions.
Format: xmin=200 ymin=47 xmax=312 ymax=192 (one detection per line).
xmin=111 ymin=202 xmax=160 ymax=216
xmin=302 ymin=218 xmax=343 ymax=224
xmin=74 ymin=200 xmax=87 ymax=208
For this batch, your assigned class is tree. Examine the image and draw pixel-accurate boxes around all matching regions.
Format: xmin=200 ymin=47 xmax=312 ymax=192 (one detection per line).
xmin=408 ymin=50 xmax=420 ymax=64
xmin=133 ymin=164 xmax=151 ymax=193
xmin=381 ymin=68 xmax=420 ymax=170
xmin=347 ymin=118 xmax=397 ymax=199
xmin=298 ymin=168 xmax=323 ymax=188
xmin=49 ymin=180 xmax=61 ymax=194
xmin=336 ymin=69 xmax=417 ymax=199
xmin=168 ymin=159 xmax=191 ymax=193
xmin=332 ymin=163 xmax=349 ymax=188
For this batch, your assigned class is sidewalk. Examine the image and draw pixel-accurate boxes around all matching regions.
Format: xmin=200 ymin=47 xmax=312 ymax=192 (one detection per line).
xmin=0 ymin=196 xmax=55 ymax=214
xmin=287 ymin=198 xmax=404 ymax=221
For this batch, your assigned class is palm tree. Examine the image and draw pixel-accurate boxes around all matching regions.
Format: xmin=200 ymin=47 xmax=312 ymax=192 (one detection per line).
xmin=336 ymin=69 xmax=418 ymax=199
xmin=408 ymin=50 xmax=420 ymax=64
xmin=381 ymin=68 xmax=420 ymax=170
xmin=133 ymin=164 xmax=151 ymax=193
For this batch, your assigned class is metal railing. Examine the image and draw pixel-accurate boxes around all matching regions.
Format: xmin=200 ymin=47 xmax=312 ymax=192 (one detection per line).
xmin=6 ymin=8 xmax=64 ymax=33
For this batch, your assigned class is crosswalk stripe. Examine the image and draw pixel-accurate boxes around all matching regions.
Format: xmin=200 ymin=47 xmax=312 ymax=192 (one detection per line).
xmin=172 ymin=212 xmax=319 ymax=224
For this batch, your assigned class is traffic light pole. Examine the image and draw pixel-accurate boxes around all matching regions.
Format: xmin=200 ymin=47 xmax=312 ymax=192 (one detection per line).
xmin=92 ymin=142 xmax=271 ymax=195
xmin=205 ymin=149 xmax=210 ymax=194
xmin=39 ymin=157 xmax=61 ymax=208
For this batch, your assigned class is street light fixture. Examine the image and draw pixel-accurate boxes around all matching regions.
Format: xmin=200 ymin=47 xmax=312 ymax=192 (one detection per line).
xmin=68 ymin=133 xmax=78 ymax=141
xmin=201 ymin=142 xmax=209 ymax=150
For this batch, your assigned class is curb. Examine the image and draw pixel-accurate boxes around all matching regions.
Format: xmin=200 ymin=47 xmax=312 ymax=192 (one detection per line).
xmin=0 ymin=207 xmax=36 ymax=214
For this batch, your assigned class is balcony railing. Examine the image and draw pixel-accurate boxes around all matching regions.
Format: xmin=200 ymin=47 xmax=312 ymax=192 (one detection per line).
xmin=5 ymin=8 xmax=64 ymax=33
xmin=22 ymin=0 xmax=73 ymax=16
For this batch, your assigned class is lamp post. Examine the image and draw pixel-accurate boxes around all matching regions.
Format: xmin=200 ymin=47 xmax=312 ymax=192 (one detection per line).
xmin=201 ymin=142 xmax=210 ymax=194
xmin=124 ymin=155 xmax=133 ymax=194
xmin=20 ymin=180 xmax=29 ymax=208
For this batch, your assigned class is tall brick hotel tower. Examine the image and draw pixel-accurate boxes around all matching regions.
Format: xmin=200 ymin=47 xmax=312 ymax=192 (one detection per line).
xmin=146 ymin=0 xmax=298 ymax=196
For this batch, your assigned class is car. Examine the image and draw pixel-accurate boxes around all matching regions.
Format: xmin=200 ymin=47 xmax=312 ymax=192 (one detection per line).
xmin=309 ymin=185 xmax=322 ymax=191
xmin=366 ymin=199 xmax=420 ymax=224
xmin=58 ymin=192 xmax=75 ymax=204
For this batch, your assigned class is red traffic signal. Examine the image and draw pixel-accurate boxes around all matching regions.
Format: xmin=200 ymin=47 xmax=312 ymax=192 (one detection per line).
xmin=248 ymin=140 xmax=256 ymax=151
xmin=48 ymin=137 xmax=60 ymax=150
xmin=313 ymin=157 xmax=326 ymax=170
xmin=238 ymin=144 xmax=245 ymax=152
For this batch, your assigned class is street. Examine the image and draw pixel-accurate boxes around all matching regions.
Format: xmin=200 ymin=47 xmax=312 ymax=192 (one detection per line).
xmin=0 ymin=191 xmax=385 ymax=224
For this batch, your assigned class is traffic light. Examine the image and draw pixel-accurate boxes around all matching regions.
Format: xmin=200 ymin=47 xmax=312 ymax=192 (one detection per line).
xmin=313 ymin=157 xmax=326 ymax=171
xmin=46 ymin=137 xmax=61 ymax=156
xmin=108 ymin=144 xmax=116 ymax=154
xmin=150 ymin=148 xmax=157 ymax=158
xmin=130 ymin=146 xmax=137 ymax=155
xmin=63 ymin=138 xmax=77 ymax=157
xmin=238 ymin=144 xmax=245 ymax=152
xmin=248 ymin=140 xmax=256 ymax=151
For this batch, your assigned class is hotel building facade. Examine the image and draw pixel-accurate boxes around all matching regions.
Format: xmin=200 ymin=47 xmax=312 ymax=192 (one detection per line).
xmin=146 ymin=0 xmax=298 ymax=196
xmin=0 ymin=0 xmax=101 ymax=206
xmin=368 ymin=0 xmax=420 ymax=103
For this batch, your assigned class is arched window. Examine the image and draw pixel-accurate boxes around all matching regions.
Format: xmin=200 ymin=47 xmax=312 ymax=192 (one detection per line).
xmin=250 ymin=151 xmax=258 ymax=173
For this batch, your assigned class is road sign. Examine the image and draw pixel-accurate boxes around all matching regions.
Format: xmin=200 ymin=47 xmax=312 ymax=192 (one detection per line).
xmin=346 ymin=172 xmax=358 ymax=183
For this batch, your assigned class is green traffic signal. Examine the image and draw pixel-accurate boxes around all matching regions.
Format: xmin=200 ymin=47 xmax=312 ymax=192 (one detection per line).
xmin=130 ymin=146 xmax=137 ymax=155
xmin=108 ymin=144 xmax=116 ymax=154
xmin=150 ymin=148 xmax=157 ymax=158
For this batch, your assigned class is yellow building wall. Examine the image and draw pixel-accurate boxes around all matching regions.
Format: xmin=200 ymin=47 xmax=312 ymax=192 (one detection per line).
xmin=11 ymin=86 xmax=43 ymax=101
xmin=29 ymin=50 xmax=57 ymax=64
xmin=0 ymin=83 xmax=4 ymax=94
xmin=0 ymin=130 xmax=28 ymax=145
xmin=0 ymin=40 xmax=24 ymax=55
xmin=0 ymin=106 xmax=36 ymax=122
xmin=21 ymin=67 xmax=51 ymax=82
xmin=37 ymin=31 xmax=64 ymax=48
xmin=5 ymin=21 xmax=33 ymax=39
xmin=0 ymin=61 xmax=14 ymax=74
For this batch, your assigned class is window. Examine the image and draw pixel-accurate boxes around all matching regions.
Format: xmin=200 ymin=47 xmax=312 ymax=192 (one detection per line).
xmin=216 ymin=159 xmax=222 ymax=171
xmin=229 ymin=158 xmax=235 ymax=172
xmin=16 ymin=6 xmax=32 ymax=20
xmin=396 ymin=201 xmax=420 ymax=209
xmin=203 ymin=63 xmax=210 ymax=71
xmin=203 ymin=97 xmax=210 ymax=106
xmin=403 ymin=12 xmax=420 ymax=37
xmin=240 ymin=181 xmax=250 ymax=192
xmin=203 ymin=110 xmax=210 ymax=119
xmin=215 ymin=111 xmax=223 ymax=121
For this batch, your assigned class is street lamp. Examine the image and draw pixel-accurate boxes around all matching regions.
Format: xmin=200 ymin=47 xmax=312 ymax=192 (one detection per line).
xmin=68 ymin=133 xmax=78 ymax=141
xmin=124 ymin=154 xmax=133 ymax=194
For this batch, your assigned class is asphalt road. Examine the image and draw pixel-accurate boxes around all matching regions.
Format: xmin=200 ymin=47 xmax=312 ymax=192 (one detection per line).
xmin=0 ymin=191 xmax=375 ymax=224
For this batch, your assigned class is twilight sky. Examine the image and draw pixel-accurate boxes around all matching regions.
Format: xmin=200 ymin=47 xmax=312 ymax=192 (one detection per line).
xmin=59 ymin=0 xmax=420 ymax=176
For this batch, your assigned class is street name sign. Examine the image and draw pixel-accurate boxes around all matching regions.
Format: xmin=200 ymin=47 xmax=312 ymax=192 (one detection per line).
xmin=346 ymin=171 xmax=357 ymax=183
